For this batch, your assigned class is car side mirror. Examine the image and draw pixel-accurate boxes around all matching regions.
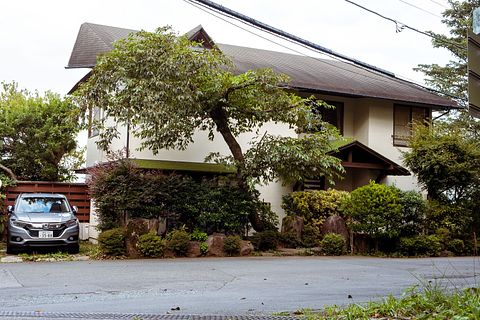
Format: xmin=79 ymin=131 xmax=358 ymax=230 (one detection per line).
xmin=72 ymin=206 xmax=78 ymax=214
xmin=7 ymin=205 xmax=13 ymax=214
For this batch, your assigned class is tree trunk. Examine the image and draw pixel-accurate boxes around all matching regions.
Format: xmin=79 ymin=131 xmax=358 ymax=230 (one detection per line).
xmin=210 ymin=105 xmax=265 ymax=232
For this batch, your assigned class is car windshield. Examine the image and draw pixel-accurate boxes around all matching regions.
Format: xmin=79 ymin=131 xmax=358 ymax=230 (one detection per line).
xmin=16 ymin=197 xmax=70 ymax=214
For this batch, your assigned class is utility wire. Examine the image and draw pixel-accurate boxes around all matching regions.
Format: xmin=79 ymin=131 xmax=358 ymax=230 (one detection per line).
xmin=395 ymin=0 xmax=443 ymax=18
xmin=426 ymin=0 xmax=449 ymax=9
xmin=184 ymin=1 xmax=417 ymax=83
xmin=184 ymin=0 xmax=465 ymax=102
xmin=344 ymin=0 xmax=465 ymax=52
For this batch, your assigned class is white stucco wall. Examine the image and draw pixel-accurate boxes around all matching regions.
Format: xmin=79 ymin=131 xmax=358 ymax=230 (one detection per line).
xmin=86 ymin=120 xmax=296 ymax=227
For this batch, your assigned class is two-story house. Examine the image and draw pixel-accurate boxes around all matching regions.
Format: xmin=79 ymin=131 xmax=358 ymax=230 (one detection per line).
xmin=67 ymin=23 xmax=456 ymax=234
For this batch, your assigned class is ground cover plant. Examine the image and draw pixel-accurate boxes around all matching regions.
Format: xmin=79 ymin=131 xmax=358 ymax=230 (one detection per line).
xmin=304 ymin=286 xmax=480 ymax=319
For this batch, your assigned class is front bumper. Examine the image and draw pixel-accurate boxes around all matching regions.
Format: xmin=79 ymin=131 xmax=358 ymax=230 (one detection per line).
xmin=8 ymin=223 xmax=79 ymax=248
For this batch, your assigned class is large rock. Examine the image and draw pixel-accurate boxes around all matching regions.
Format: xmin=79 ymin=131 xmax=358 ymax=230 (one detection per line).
xmin=281 ymin=215 xmax=304 ymax=240
xmin=187 ymin=241 xmax=202 ymax=258
xmin=321 ymin=215 xmax=349 ymax=242
xmin=207 ymin=233 xmax=226 ymax=257
xmin=240 ymin=240 xmax=254 ymax=256
xmin=125 ymin=218 xmax=159 ymax=258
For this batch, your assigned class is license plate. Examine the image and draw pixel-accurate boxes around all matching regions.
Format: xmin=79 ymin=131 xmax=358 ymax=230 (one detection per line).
xmin=38 ymin=231 xmax=54 ymax=238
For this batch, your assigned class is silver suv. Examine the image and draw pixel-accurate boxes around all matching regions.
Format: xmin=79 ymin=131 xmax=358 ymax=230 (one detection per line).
xmin=7 ymin=193 xmax=80 ymax=254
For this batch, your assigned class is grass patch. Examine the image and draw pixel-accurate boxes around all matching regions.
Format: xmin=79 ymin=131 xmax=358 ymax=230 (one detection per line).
xmin=304 ymin=286 xmax=480 ymax=319
xmin=18 ymin=251 xmax=73 ymax=262
xmin=79 ymin=240 xmax=102 ymax=259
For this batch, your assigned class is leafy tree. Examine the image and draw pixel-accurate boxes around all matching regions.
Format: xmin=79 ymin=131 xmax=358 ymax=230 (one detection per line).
xmin=403 ymin=123 xmax=480 ymax=202
xmin=415 ymin=0 xmax=480 ymax=107
xmin=403 ymin=122 xmax=480 ymax=235
xmin=0 ymin=82 xmax=83 ymax=181
xmin=77 ymin=27 xmax=344 ymax=230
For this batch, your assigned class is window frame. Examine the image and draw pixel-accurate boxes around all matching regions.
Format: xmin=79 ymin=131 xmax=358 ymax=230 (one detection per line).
xmin=393 ymin=104 xmax=431 ymax=147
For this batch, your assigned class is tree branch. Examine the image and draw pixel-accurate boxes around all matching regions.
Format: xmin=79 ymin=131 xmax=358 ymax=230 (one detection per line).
xmin=0 ymin=163 xmax=17 ymax=181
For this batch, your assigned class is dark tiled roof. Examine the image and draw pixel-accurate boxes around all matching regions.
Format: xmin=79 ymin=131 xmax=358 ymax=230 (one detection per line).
xmin=67 ymin=22 xmax=455 ymax=108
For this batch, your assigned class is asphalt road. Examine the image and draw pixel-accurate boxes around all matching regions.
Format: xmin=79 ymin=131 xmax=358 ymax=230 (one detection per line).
xmin=0 ymin=256 xmax=478 ymax=317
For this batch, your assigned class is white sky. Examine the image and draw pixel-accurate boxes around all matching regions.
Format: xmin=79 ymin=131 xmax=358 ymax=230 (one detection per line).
xmin=0 ymin=0 xmax=454 ymax=96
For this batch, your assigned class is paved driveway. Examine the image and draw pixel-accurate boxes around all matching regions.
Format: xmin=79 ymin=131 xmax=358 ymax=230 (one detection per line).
xmin=0 ymin=256 xmax=478 ymax=316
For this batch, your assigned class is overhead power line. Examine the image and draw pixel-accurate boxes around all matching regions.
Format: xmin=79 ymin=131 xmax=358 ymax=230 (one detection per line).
xmin=184 ymin=0 xmax=407 ymax=85
xmin=187 ymin=0 xmax=394 ymax=77
xmin=395 ymin=0 xmax=443 ymax=18
xmin=344 ymin=0 xmax=465 ymax=52
xmin=426 ymin=0 xmax=449 ymax=9
xmin=184 ymin=0 xmax=465 ymax=102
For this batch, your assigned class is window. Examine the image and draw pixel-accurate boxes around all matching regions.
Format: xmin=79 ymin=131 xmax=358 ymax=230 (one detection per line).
xmin=312 ymin=100 xmax=344 ymax=134
xmin=393 ymin=105 xmax=430 ymax=147
xmin=88 ymin=106 xmax=101 ymax=138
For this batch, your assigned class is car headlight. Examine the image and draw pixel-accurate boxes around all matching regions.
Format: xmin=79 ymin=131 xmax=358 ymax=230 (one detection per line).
xmin=65 ymin=219 xmax=79 ymax=227
xmin=11 ymin=220 xmax=28 ymax=228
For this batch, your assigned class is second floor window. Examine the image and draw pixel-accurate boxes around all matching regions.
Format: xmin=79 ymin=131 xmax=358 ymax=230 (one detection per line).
xmin=312 ymin=100 xmax=344 ymax=134
xmin=393 ymin=105 xmax=430 ymax=147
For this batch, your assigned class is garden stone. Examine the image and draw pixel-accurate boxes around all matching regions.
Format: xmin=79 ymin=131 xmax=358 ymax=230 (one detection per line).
xmin=281 ymin=215 xmax=304 ymax=240
xmin=125 ymin=218 xmax=159 ymax=257
xmin=321 ymin=215 xmax=349 ymax=241
xmin=207 ymin=233 xmax=226 ymax=257
xmin=158 ymin=216 xmax=167 ymax=236
xmin=187 ymin=241 xmax=202 ymax=258
xmin=240 ymin=240 xmax=254 ymax=256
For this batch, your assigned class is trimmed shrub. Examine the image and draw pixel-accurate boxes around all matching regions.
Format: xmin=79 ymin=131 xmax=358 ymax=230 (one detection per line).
xmin=223 ymin=235 xmax=241 ymax=256
xmin=344 ymin=181 xmax=402 ymax=240
xmin=448 ymin=239 xmax=465 ymax=255
xmin=250 ymin=230 xmax=280 ymax=251
xmin=320 ymin=233 xmax=346 ymax=256
xmin=302 ymin=224 xmax=320 ymax=248
xmin=166 ymin=229 xmax=191 ymax=256
xmin=282 ymin=189 xmax=350 ymax=229
xmin=98 ymin=228 xmax=126 ymax=256
xmin=399 ymin=235 xmax=442 ymax=257
xmin=425 ymin=200 xmax=473 ymax=237
xmin=137 ymin=232 xmax=165 ymax=258
xmin=280 ymin=231 xmax=300 ymax=248
xmin=398 ymin=190 xmax=426 ymax=237
xmin=190 ymin=229 xmax=208 ymax=242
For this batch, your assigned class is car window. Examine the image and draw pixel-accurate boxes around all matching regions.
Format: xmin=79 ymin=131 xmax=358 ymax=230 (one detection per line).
xmin=17 ymin=197 xmax=70 ymax=213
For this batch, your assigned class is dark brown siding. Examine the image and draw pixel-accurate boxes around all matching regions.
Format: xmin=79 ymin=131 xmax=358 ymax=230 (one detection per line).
xmin=4 ymin=182 xmax=90 ymax=223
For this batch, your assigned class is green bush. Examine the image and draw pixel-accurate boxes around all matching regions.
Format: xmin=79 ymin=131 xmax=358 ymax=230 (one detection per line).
xmin=320 ymin=233 xmax=346 ymax=256
xmin=200 ymin=242 xmax=209 ymax=255
xmin=302 ymin=224 xmax=320 ymax=248
xmin=345 ymin=181 xmax=402 ymax=240
xmin=280 ymin=231 xmax=300 ymax=248
xmin=448 ymin=239 xmax=465 ymax=255
xmin=137 ymin=232 xmax=165 ymax=257
xmin=250 ymin=230 xmax=280 ymax=251
xmin=88 ymin=159 xmax=268 ymax=234
xmin=166 ymin=229 xmax=191 ymax=256
xmin=223 ymin=235 xmax=241 ymax=256
xmin=282 ymin=189 xmax=349 ymax=229
xmin=398 ymin=190 xmax=426 ymax=237
xmin=98 ymin=228 xmax=126 ymax=256
xmin=399 ymin=235 xmax=442 ymax=257
xmin=425 ymin=200 xmax=472 ymax=237
xmin=190 ymin=229 xmax=208 ymax=242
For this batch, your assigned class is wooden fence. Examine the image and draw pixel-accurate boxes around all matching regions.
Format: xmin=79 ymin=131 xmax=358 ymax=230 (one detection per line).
xmin=4 ymin=181 xmax=90 ymax=223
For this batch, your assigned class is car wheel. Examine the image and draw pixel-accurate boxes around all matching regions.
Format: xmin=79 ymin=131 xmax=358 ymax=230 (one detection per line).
xmin=67 ymin=243 xmax=80 ymax=254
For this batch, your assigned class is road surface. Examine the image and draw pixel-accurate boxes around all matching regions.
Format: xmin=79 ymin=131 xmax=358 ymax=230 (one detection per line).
xmin=0 ymin=256 xmax=478 ymax=317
